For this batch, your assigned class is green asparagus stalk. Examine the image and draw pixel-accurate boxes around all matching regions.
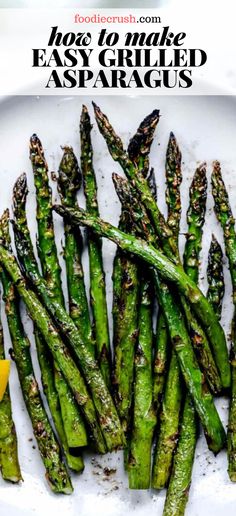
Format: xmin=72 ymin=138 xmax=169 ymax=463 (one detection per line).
xmin=163 ymin=235 xmax=225 ymax=515
xmin=152 ymin=132 xmax=183 ymax=489
xmin=152 ymin=350 xmax=182 ymax=489
xmin=162 ymin=166 xmax=209 ymax=513
xmin=111 ymin=110 xmax=159 ymax=439
xmin=111 ymin=207 xmax=126 ymax=353
xmin=211 ymin=161 xmax=236 ymax=480
xmin=128 ymin=278 xmax=156 ymax=489
xmin=112 ymin=244 xmax=139 ymax=435
xmin=57 ymin=146 xmax=94 ymax=357
xmin=12 ymin=206 xmax=123 ymax=453
xmin=0 ymin=318 xmax=22 ymax=483
xmin=207 ymin=235 xmax=225 ymax=319
xmin=80 ymin=105 xmax=111 ymax=386
xmin=30 ymin=134 xmax=64 ymax=305
xmin=184 ymin=163 xmax=208 ymax=283
xmin=30 ymin=135 xmax=87 ymax=448
xmin=182 ymin=165 xmax=221 ymax=394
xmin=115 ymin=111 xmax=159 ymax=482
xmin=165 ymin=131 xmax=182 ymax=237
xmin=111 ymin=204 xmax=140 ymax=474
xmin=92 ymin=103 xmax=230 ymax=391
xmin=163 ymin=395 xmax=197 ymax=516
xmin=54 ymin=204 xmax=226 ymax=453
xmin=0 ymin=210 xmax=74 ymax=492
xmin=33 ymin=330 xmax=84 ymax=471
xmin=13 ymin=173 xmax=87 ymax=450
xmin=0 ymin=241 xmax=108 ymax=454
xmin=153 ymin=315 xmax=169 ymax=412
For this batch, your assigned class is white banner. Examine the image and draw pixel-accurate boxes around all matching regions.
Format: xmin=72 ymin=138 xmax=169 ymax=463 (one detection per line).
xmin=0 ymin=7 xmax=235 ymax=95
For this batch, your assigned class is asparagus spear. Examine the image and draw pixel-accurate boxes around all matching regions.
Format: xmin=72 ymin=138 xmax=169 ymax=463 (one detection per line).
xmin=182 ymin=165 xmax=221 ymax=394
xmin=80 ymin=105 xmax=111 ymax=386
xmin=163 ymin=167 xmax=210 ymax=513
xmin=112 ymin=112 xmax=159 ymax=439
xmin=112 ymin=238 xmax=140 ymax=436
xmin=211 ymin=161 xmax=236 ymax=480
xmin=153 ymin=315 xmax=169 ymax=412
xmin=152 ymin=133 xmax=183 ymax=489
xmin=33 ymin=331 xmax=84 ymax=471
xmin=111 ymin=204 xmax=140 ymax=475
xmin=125 ymin=113 xmax=159 ymax=478
xmin=128 ymin=278 xmax=156 ymax=489
xmin=163 ymin=395 xmax=197 ymax=516
xmin=0 ymin=210 xmax=73 ymax=492
xmin=152 ymin=351 xmax=182 ymax=489
xmin=207 ymin=235 xmax=225 ymax=318
xmin=0 ymin=317 xmax=22 ymax=483
xmin=127 ymin=109 xmax=160 ymax=176
xmin=184 ymin=163 xmax=208 ymax=283
xmin=165 ymin=132 xmax=182 ymax=237
xmin=57 ymin=146 xmax=94 ymax=357
xmin=163 ymin=235 xmax=225 ymax=516
xmin=30 ymin=135 xmax=87 ymax=448
xmin=30 ymin=134 xmax=64 ymax=305
xmin=54 ymin=204 xmax=226 ymax=453
xmin=92 ymin=103 xmax=230 ymax=390
xmin=111 ymin=207 xmax=126 ymax=353
xmin=13 ymin=173 xmax=87 ymax=450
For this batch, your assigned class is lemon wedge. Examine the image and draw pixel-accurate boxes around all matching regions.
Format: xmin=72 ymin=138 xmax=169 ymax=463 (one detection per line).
xmin=0 ymin=360 xmax=10 ymax=401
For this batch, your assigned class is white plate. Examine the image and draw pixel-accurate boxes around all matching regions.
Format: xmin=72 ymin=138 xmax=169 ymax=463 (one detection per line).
xmin=0 ymin=95 xmax=236 ymax=516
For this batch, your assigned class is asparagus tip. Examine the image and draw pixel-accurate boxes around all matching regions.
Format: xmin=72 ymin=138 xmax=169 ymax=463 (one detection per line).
xmin=82 ymin=104 xmax=88 ymax=113
xmin=212 ymin=160 xmax=221 ymax=173
xmin=92 ymin=100 xmax=99 ymax=110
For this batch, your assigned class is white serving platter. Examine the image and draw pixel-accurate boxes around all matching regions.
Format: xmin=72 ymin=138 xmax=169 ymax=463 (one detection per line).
xmin=0 ymin=95 xmax=236 ymax=516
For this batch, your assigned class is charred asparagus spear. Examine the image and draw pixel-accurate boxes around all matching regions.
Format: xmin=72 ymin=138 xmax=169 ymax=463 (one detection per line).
xmin=57 ymin=146 xmax=94 ymax=357
xmin=80 ymin=106 xmax=111 ymax=386
xmin=207 ymin=235 xmax=225 ymax=318
xmin=152 ymin=133 xmax=183 ymax=489
xmin=0 ymin=210 xmax=74 ymax=492
xmin=0 ymin=315 xmax=21 ymax=483
xmin=164 ymin=235 xmax=225 ymax=516
xmin=112 ymin=229 xmax=140 ymax=436
xmin=92 ymin=103 xmax=230 ymax=390
xmin=111 ymin=111 xmax=159 ymax=438
xmin=128 ymin=277 xmax=156 ymax=489
xmin=163 ymin=167 xmax=209 ymax=513
xmin=113 ymin=181 xmax=155 ymax=485
xmin=54 ymin=204 xmax=226 ymax=453
xmin=33 ymin=331 xmax=84 ymax=471
xmin=163 ymin=395 xmax=197 ymax=516
xmin=30 ymin=135 xmax=87 ymax=448
xmin=181 ymin=164 xmax=221 ymax=394
xmin=211 ymin=161 xmax=236 ymax=480
xmin=184 ymin=163 xmax=208 ymax=282
xmin=12 ymin=205 xmax=123 ymax=452
xmin=13 ymin=172 xmax=87 ymax=450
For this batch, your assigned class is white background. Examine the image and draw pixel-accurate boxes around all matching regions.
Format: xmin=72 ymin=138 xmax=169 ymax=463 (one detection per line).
xmin=0 ymin=3 xmax=235 ymax=95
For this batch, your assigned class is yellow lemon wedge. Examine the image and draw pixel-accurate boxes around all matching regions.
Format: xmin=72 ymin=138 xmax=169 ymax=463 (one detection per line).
xmin=0 ymin=360 xmax=10 ymax=401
